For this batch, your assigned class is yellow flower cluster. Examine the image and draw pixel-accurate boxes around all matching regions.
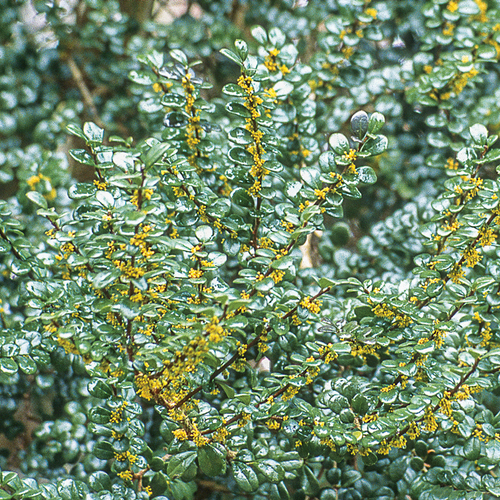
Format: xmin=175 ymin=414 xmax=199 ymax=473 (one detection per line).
xmin=314 ymin=187 xmax=329 ymax=200
xmin=300 ymin=296 xmax=322 ymax=314
xmin=173 ymin=428 xmax=188 ymax=441
xmin=213 ymin=426 xmax=229 ymax=443
xmin=442 ymin=22 xmax=454 ymax=36
xmin=238 ymin=412 xmax=251 ymax=428
xmin=129 ymin=224 xmax=155 ymax=259
xmin=114 ymin=450 xmax=138 ymax=464
xmin=60 ymin=242 xmax=76 ymax=259
xmin=372 ymin=302 xmax=412 ymax=328
xmin=318 ymin=343 xmax=338 ymax=364
xmin=364 ymin=7 xmax=377 ymax=18
xmin=205 ymin=316 xmax=227 ymax=343
xmin=264 ymin=48 xmax=280 ymax=72
xmin=305 ymin=366 xmax=320 ymax=385
xmin=56 ymin=335 xmax=79 ymax=355
xmin=423 ymin=405 xmax=438 ymax=432
xmin=282 ymin=385 xmax=300 ymax=402
xmin=114 ymin=260 xmax=145 ymax=279
xmin=342 ymin=149 xmax=357 ymax=162
xmin=479 ymin=226 xmax=496 ymax=247
xmin=188 ymin=268 xmax=203 ymax=279
xmin=269 ymin=269 xmax=285 ymax=284
xmin=237 ymin=75 xmax=267 ymax=195
xmin=406 ymin=421 xmax=420 ymax=440
xmin=117 ymin=470 xmax=133 ymax=481
xmin=321 ymin=437 xmax=336 ymax=451
xmin=109 ymin=401 xmax=128 ymax=424
xmin=445 ymin=157 xmax=458 ymax=170
xmin=182 ymin=74 xmax=202 ymax=161
xmin=266 ymin=419 xmax=281 ymax=430
xmin=93 ymin=179 xmax=107 ymax=190
xmin=463 ymin=247 xmax=481 ymax=268
xmin=448 ymin=263 xmax=465 ymax=284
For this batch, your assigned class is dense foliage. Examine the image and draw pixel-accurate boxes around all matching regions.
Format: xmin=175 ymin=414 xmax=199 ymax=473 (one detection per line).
xmin=2 ymin=0 xmax=500 ymax=499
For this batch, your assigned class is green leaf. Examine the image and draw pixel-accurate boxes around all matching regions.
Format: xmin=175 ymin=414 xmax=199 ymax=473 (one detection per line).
xmin=83 ymin=122 xmax=104 ymax=144
xmin=93 ymin=269 xmax=121 ymax=289
xmin=232 ymin=462 xmax=259 ymax=492
xmin=231 ymin=188 xmax=254 ymax=208
xmin=220 ymin=48 xmax=243 ymax=67
xmin=66 ymin=123 xmax=86 ymax=141
xmin=142 ymin=142 xmax=173 ymax=169
xmin=361 ymin=135 xmax=388 ymax=156
xmin=251 ymin=26 xmax=268 ymax=44
xmin=367 ymin=112 xmax=385 ymax=134
xmin=226 ymin=102 xmax=251 ymax=118
xmin=273 ymin=81 xmax=294 ymax=98
xmin=216 ymin=381 xmax=235 ymax=399
xmin=228 ymin=147 xmax=254 ymax=165
xmin=161 ymin=93 xmax=187 ymax=107
xmin=88 ymin=471 xmax=111 ymax=492
xmin=128 ymin=70 xmax=155 ymax=85
xmin=170 ymin=49 xmax=188 ymax=66
xmin=222 ymin=84 xmax=246 ymax=97
xmin=464 ymin=437 xmax=481 ymax=460
xmin=469 ymin=123 xmax=488 ymax=145
xmin=26 ymin=191 xmax=48 ymax=208
xmin=69 ymin=149 xmax=95 ymax=166
xmin=198 ymin=444 xmax=226 ymax=477
xmin=17 ymin=356 xmax=37 ymax=375
xmin=271 ymin=255 xmax=294 ymax=270
xmin=89 ymin=407 xmax=111 ymax=424
xmin=195 ymin=225 xmax=213 ymax=242
xmin=167 ymin=451 xmax=197 ymax=479
xmin=269 ymin=27 xmax=285 ymax=48
xmin=0 ymin=240 xmax=9 ymax=254
xmin=351 ymin=110 xmax=369 ymax=139
xmin=234 ymin=40 xmax=248 ymax=61
xmin=329 ymin=133 xmax=349 ymax=155
xmin=342 ymin=469 xmax=362 ymax=488
xmin=304 ymin=465 xmax=320 ymax=496
xmin=228 ymin=127 xmax=253 ymax=145
xmin=92 ymin=441 xmax=114 ymax=460
xmin=300 ymin=166 xmax=321 ymax=188
xmin=0 ymin=358 xmax=18 ymax=375
xmin=254 ymin=459 xmax=285 ymax=483
xmin=357 ymin=166 xmax=377 ymax=184
xmin=68 ymin=183 xmax=95 ymax=200
xmin=87 ymin=379 xmax=113 ymax=398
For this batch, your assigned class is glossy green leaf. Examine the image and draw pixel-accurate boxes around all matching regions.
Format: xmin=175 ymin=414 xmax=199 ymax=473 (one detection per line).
xmin=198 ymin=444 xmax=226 ymax=477
xmin=232 ymin=462 xmax=259 ymax=492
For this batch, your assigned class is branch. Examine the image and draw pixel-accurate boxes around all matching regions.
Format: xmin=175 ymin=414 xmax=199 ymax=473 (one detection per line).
xmin=66 ymin=56 xmax=105 ymax=129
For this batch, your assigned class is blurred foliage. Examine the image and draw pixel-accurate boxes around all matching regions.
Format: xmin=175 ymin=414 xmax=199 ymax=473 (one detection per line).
xmin=2 ymin=0 xmax=500 ymax=499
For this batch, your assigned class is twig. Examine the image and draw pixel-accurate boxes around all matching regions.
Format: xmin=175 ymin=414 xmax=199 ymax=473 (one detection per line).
xmin=66 ymin=56 xmax=105 ymax=128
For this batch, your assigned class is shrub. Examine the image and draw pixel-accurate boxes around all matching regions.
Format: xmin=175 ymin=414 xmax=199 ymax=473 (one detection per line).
xmin=2 ymin=1 xmax=500 ymax=499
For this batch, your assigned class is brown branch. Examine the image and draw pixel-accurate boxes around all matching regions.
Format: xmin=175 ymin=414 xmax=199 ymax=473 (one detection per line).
xmin=66 ymin=56 xmax=105 ymax=129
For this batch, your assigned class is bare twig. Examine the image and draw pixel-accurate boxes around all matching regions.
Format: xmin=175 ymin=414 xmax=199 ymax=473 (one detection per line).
xmin=66 ymin=56 xmax=105 ymax=128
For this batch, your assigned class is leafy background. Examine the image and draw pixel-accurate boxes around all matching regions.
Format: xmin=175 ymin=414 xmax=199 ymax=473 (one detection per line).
xmin=2 ymin=0 xmax=500 ymax=499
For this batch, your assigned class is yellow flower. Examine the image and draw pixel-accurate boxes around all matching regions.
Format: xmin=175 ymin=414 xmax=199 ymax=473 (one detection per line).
xmin=479 ymin=226 xmax=496 ymax=247
xmin=448 ymin=264 xmax=465 ymax=284
xmin=266 ymin=419 xmax=281 ymax=430
xmin=463 ymin=247 xmax=481 ymax=268
xmin=300 ymin=296 xmax=322 ymax=314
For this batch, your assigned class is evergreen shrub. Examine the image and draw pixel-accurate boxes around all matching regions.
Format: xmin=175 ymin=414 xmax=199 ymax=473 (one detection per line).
xmin=2 ymin=1 xmax=500 ymax=499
